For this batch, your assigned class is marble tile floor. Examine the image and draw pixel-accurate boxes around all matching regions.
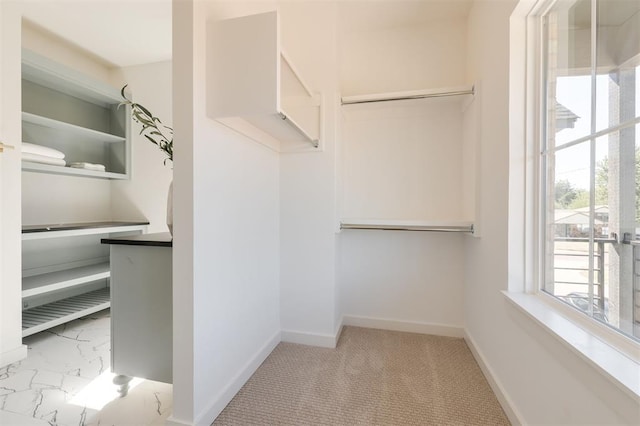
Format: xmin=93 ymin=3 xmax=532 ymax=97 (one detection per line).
xmin=0 ymin=309 xmax=173 ymax=426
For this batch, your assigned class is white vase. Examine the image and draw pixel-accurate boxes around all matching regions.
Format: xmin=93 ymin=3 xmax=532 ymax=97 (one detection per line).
xmin=167 ymin=180 xmax=173 ymax=236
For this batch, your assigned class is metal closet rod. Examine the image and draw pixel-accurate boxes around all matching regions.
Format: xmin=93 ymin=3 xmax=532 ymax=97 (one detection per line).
xmin=340 ymin=223 xmax=474 ymax=233
xmin=341 ymin=87 xmax=475 ymax=105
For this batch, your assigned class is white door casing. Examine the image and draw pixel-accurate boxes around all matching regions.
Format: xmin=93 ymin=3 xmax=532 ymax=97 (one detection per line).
xmin=0 ymin=0 xmax=27 ymax=367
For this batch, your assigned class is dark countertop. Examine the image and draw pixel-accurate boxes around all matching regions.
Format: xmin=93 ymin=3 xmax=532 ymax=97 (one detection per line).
xmin=22 ymin=221 xmax=149 ymax=234
xmin=101 ymin=232 xmax=173 ymax=247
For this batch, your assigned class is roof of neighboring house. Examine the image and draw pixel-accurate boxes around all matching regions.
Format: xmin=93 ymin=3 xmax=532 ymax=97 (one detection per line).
xmin=575 ymin=205 xmax=609 ymax=214
xmin=554 ymin=209 xmax=604 ymax=225
xmin=556 ymin=102 xmax=580 ymax=130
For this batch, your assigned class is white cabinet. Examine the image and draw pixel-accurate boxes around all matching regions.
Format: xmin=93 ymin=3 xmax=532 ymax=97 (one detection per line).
xmin=21 ymin=222 xmax=147 ymax=337
xmin=103 ymin=233 xmax=173 ymax=384
xmin=207 ymin=11 xmax=321 ymax=153
xmin=339 ymin=85 xmax=477 ymax=234
xmin=21 ymin=49 xmax=131 ymax=179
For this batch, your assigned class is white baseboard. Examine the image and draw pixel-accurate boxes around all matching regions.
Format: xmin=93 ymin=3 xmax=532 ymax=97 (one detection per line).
xmin=0 ymin=344 xmax=27 ymax=368
xmin=464 ymin=330 xmax=524 ymax=426
xmin=281 ymin=326 xmax=342 ymax=348
xmin=343 ymin=315 xmax=464 ymax=338
xmin=191 ymin=330 xmax=281 ymax=426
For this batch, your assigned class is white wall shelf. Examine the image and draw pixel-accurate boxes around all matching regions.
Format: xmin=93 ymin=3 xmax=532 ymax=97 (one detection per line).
xmin=21 ymin=222 xmax=147 ymax=336
xmin=22 ymin=262 xmax=110 ymax=298
xmin=21 ymin=161 xmax=128 ymax=180
xmin=21 ymin=48 xmax=131 ymax=178
xmin=23 ymin=112 xmax=126 ymax=143
xmin=22 ymin=287 xmax=110 ymax=337
xmin=22 ymin=221 xmax=148 ymax=240
xmin=340 ymin=219 xmax=474 ymax=233
xmin=22 ymin=49 xmax=123 ymax=107
xmin=207 ymin=11 xmax=322 ymax=153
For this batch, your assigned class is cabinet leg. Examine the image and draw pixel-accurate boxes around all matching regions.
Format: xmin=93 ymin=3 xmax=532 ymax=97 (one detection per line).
xmin=113 ymin=374 xmax=133 ymax=397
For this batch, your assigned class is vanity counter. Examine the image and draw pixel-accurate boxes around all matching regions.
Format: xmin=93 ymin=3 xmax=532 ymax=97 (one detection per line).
xmin=101 ymin=232 xmax=172 ymax=247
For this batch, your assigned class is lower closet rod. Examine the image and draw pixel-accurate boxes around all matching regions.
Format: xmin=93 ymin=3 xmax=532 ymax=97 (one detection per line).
xmin=340 ymin=223 xmax=474 ymax=233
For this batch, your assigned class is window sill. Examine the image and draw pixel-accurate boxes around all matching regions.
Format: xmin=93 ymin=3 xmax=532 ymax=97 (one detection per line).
xmin=503 ymin=291 xmax=640 ymax=402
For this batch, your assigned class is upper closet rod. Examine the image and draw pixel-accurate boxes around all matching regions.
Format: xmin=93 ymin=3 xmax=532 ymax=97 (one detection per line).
xmin=341 ymin=86 xmax=475 ymax=105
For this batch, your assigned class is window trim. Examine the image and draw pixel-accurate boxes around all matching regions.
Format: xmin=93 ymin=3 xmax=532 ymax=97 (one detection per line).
xmin=503 ymin=291 xmax=640 ymax=401
xmin=508 ymin=0 xmax=640 ymax=401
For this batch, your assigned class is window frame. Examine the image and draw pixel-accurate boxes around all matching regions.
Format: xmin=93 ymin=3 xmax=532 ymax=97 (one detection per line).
xmin=537 ymin=0 xmax=640 ymax=349
xmin=507 ymin=0 xmax=640 ymax=400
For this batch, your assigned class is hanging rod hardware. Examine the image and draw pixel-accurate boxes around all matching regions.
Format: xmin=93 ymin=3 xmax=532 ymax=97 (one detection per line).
xmin=278 ymin=111 xmax=319 ymax=148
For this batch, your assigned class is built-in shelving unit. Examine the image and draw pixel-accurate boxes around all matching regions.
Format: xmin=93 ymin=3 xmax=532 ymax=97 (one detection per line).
xmin=207 ymin=11 xmax=322 ymax=153
xmin=339 ymin=84 xmax=477 ymax=235
xmin=21 ymin=48 xmax=131 ymax=179
xmin=21 ymin=221 xmax=148 ymax=337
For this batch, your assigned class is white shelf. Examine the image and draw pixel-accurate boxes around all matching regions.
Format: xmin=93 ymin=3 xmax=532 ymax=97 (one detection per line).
xmin=341 ymin=85 xmax=474 ymax=105
xmin=340 ymin=219 xmax=474 ymax=233
xmin=22 ymin=161 xmax=128 ymax=180
xmin=22 ymin=112 xmax=125 ymax=143
xmin=207 ymin=11 xmax=321 ymax=152
xmin=22 ymin=262 xmax=109 ymax=298
xmin=22 ymin=48 xmax=122 ymax=107
xmin=22 ymin=287 xmax=110 ymax=337
xmin=22 ymin=222 xmax=149 ymax=240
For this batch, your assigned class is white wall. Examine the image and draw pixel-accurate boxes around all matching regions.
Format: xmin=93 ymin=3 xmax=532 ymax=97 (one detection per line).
xmin=110 ymin=61 xmax=173 ymax=232
xmin=338 ymin=17 xmax=469 ymax=334
xmin=0 ymin=0 xmax=27 ymax=368
xmin=464 ymin=1 xmax=640 ymax=424
xmin=340 ymin=100 xmax=466 ymax=221
xmin=340 ymin=231 xmax=464 ymax=334
xmin=21 ymin=20 xmax=112 ymax=85
xmin=340 ymin=19 xmax=467 ymax=96
xmin=171 ymin=1 xmax=281 ymax=424
xmin=22 ymin=173 xmax=112 ymax=225
xmin=170 ymin=0 xmax=194 ymax=422
xmin=279 ymin=1 xmax=341 ymax=345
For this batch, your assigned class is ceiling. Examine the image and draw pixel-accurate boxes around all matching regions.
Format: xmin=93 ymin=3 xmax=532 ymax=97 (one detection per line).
xmin=21 ymin=0 xmax=172 ymax=68
xmin=21 ymin=0 xmax=471 ymax=69
xmin=337 ymin=0 xmax=472 ymax=33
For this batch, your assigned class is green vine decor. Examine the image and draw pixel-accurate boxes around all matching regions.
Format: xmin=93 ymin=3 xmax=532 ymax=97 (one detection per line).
xmin=120 ymin=85 xmax=173 ymax=165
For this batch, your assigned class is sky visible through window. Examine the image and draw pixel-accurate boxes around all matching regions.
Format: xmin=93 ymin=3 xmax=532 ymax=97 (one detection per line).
xmin=554 ymin=69 xmax=640 ymax=191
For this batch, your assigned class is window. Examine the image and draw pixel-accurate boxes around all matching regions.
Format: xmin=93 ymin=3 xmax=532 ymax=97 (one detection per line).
xmin=541 ymin=0 xmax=640 ymax=341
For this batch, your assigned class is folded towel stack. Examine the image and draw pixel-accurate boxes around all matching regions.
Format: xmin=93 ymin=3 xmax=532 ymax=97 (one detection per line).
xmin=69 ymin=162 xmax=106 ymax=172
xmin=22 ymin=143 xmax=66 ymax=166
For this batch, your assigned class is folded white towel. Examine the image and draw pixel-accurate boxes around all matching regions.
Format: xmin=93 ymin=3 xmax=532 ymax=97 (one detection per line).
xmin=69 ymin=162 xmax=106 ymax=172
xmin=22 ymin=142 xmax=65 ymax=159
xmin=22 ymin=152 xmax=66 ymax=167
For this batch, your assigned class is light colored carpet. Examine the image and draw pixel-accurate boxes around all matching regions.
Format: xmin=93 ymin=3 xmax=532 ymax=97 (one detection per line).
xmin=213 ymin=326 xmax=510 ymax=425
